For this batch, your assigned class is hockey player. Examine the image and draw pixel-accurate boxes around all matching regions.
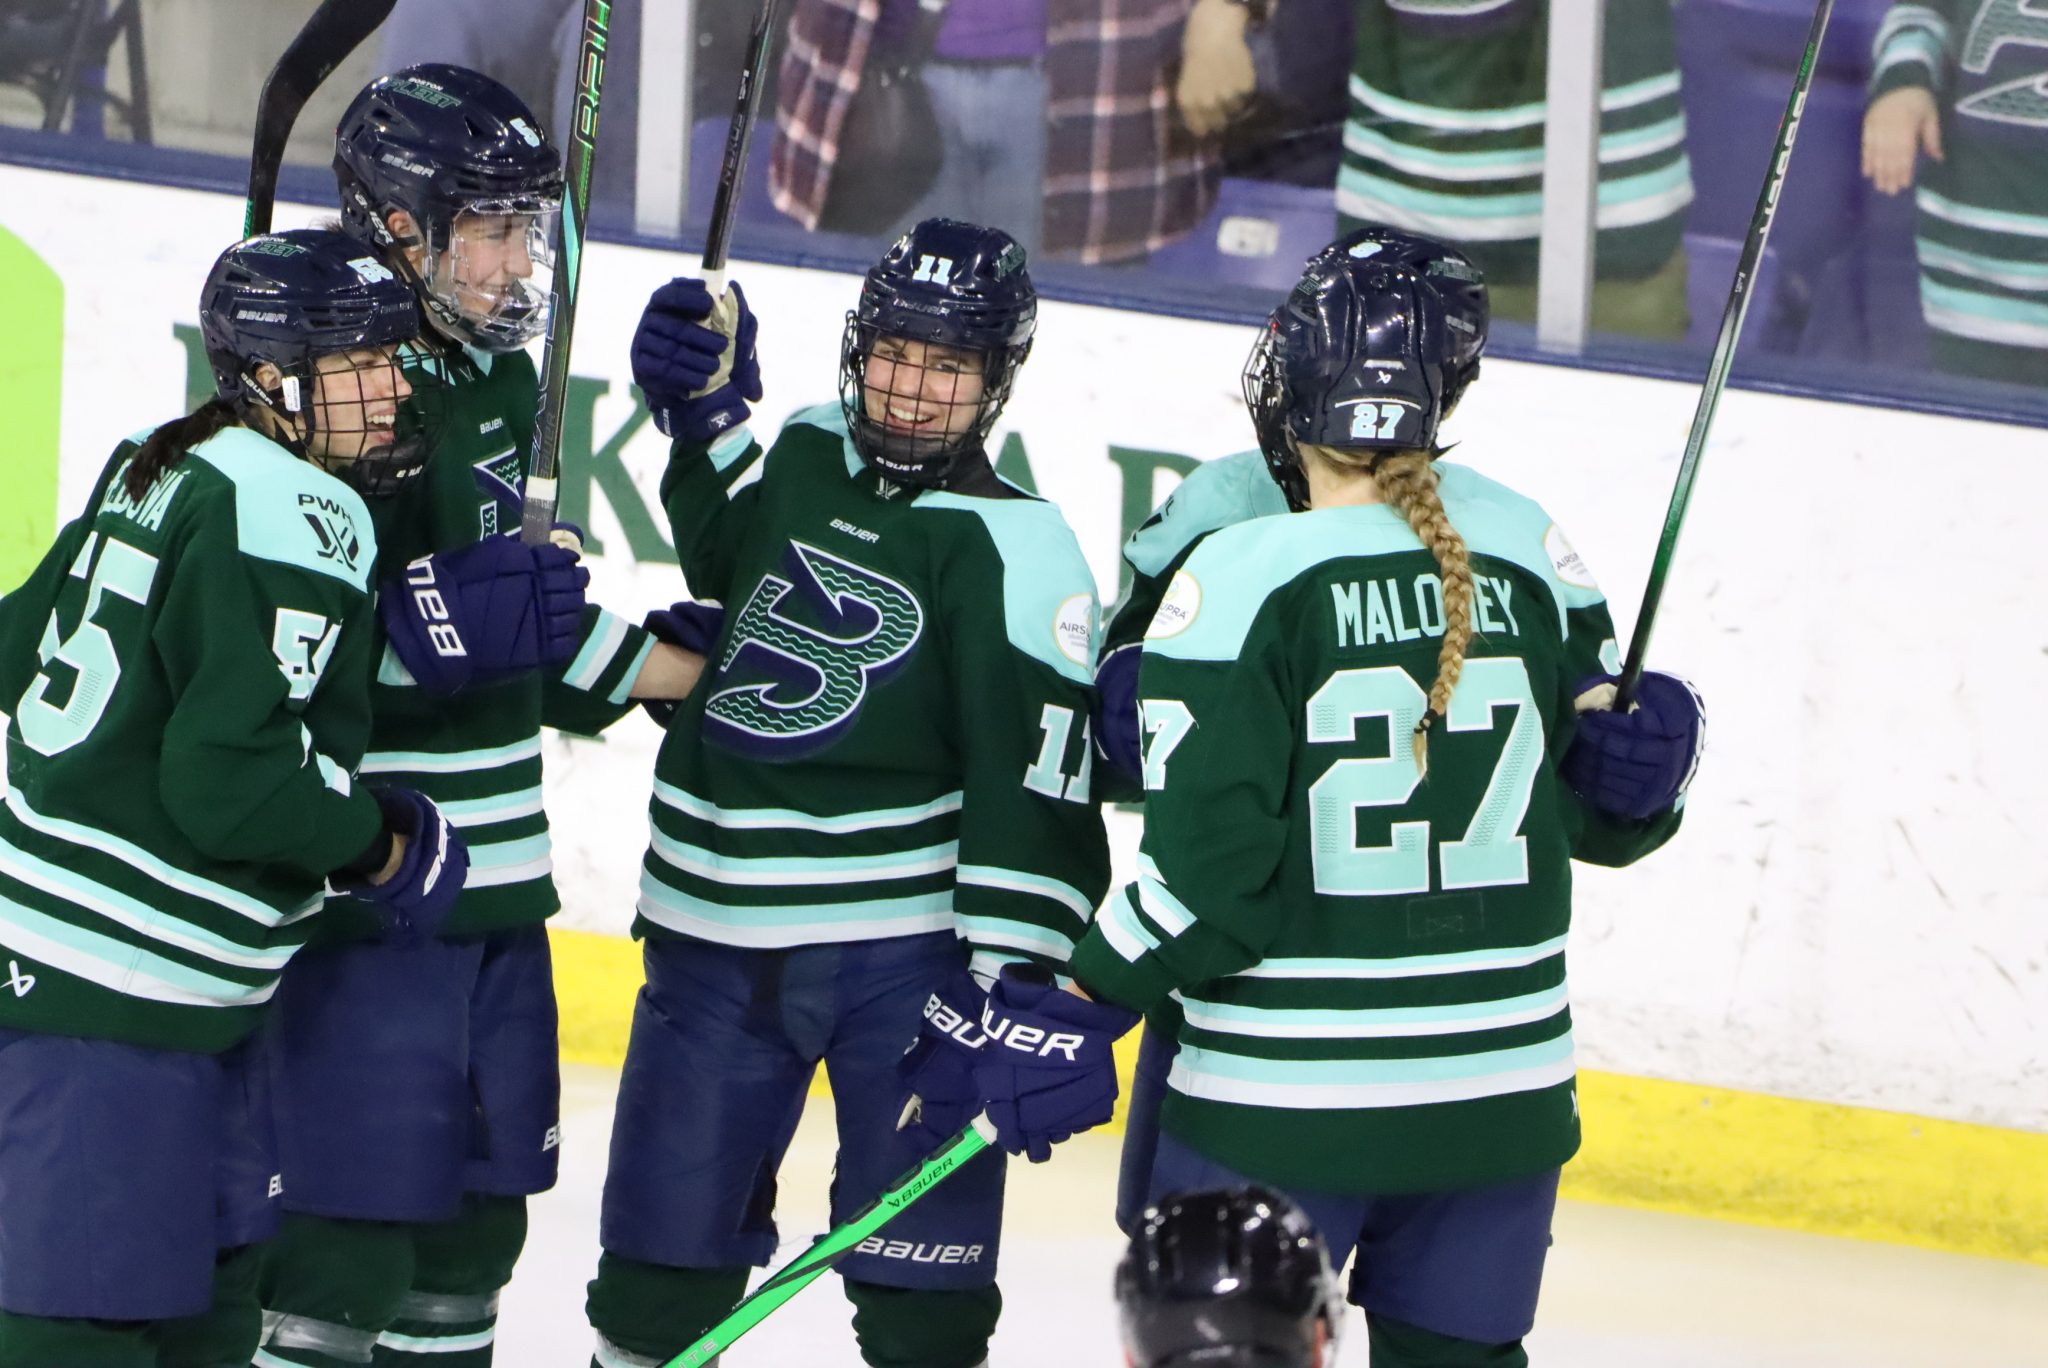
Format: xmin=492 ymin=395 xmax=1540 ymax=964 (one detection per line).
xmin=964 ymin=242 xmax=1705 ymax=1366
xmin=253 ymin=67 xmax=704 ymax=1368
xmin=1094 ymin=225 xmax=1488 ymax=802
xmin=582 ymin=220 xmax=1110 ymax=1368
xmin=1117 ymin=1187 xmax=1343 ymax=1368
xmin=0 ymin=230 xmax=467 ymax=1368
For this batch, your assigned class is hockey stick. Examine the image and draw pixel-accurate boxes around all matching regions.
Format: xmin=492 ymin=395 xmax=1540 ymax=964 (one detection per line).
xmin=700 ymin=0 xmax=783 ymax=299
xmin=660 ymin=1114 xmax=998 ymax=1368
xmin=243 ymin=0 xmax=398 ymax=237
xmin=1614 ymin=0 xmax=1836 ymax=708
xmin=520 ymin=0 xmax=616 ymax=545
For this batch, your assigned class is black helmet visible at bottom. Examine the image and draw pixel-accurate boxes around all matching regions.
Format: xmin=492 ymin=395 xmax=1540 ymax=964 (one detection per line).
xmin=199 ymin=228 xmax=436 ymax=497
xmin=1118 ymin=1186 xmax=1343 ymax=1368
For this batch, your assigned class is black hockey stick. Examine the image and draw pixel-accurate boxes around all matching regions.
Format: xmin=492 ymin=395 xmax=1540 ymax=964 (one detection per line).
xmin=520 ymin=0 xmax=615 ymax=545
xmin=244 ymin=0 xmax=398 ymax=237
xmin=700 ymin=0 xmax=783 ymax=298
xmin=1614 ymin=0 xmax=1836 ymax=707
xmin=660 ymin=1115 xmax=996 ymax=1368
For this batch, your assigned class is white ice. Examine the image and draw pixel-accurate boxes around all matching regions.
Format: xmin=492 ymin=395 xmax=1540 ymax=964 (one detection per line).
xmin=498 ymin=1065 xmax=2048 ymax=1367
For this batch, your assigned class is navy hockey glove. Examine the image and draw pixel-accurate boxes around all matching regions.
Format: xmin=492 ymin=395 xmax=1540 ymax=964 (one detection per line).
xmin=972 ymin=966 xmax=1139 ymax=1163
xmin=1560 ymin=671 xmax=1705 ymax=820
xmin=895 ymin=970 xmax=990 ymax=1148
xmin=379 ymin=531 xmax=590 ymax=694
xmin=637 ymin=600 xmax=726 ymax=728
xmin=336 ymin=787 xmax=468 ymax=944
xmin=631 ymin=278 xmax=762 ymax=444
xmin=1093 ymin=644 xmax=1144 ymax=789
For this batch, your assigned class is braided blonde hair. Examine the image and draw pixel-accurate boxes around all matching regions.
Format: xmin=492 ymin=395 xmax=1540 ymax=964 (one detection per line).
xmin=1306 ymin=445 xmax=1475 ymax=777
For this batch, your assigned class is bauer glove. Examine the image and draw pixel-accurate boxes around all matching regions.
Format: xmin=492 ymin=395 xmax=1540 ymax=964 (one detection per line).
xmin=378 ymin=529 xmax=589 ymax=694
xmin=1560 ymin=671 xmax=1705 ymax=820
xmin=895 ymin=968 xmax=990 ymax=1148
xmin=631 ymin=278 xmax=762 ymax=444
xmin=972 ymin=966 xmax=1139 ymax=1163
xmin=335 ymin=787 xmax=468 ymax=944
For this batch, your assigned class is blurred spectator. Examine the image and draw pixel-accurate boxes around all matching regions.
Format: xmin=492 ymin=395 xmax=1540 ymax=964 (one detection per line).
xmin=1334 ymin=0 xmax=1694 ymax=340
xmin=1862 ymin=2 xmax=2048 ymax=385
xmin=767 ymin=0 xmax=1225 ymax=265
xmin=1180 ymin=0 xmax=1355 ymax=188
xmin=375 ymin=0 xmax=574 ymax=121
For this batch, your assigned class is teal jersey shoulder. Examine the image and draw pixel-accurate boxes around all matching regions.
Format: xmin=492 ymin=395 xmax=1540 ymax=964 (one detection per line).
xmin=1123 ymin=449 xmax=1287 ymax=581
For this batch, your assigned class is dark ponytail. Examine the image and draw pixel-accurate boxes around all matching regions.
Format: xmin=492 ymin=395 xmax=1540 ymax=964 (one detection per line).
xmin=123 ymin=400 xmax=240 ymax=501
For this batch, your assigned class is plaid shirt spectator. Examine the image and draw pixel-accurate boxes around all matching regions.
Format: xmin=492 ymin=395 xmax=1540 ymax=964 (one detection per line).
xmin=768 ymin=0 xmax=1220 ymax=264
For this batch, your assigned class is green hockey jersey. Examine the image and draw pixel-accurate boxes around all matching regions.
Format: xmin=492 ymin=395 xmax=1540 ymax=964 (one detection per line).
xmin=637 ymin=405 xmax=1110 ymax=982
xmin=1870 ymin=1 xmax=2048 ymax=365
xmin=1070 ymin=463 xmax=1682 ymax=1196
xmin=0 ymin=427 xmax=385 ymax=1052
xmin=1341 ymin=0 xmax=1693 ymax=284
xmin=320 ymin=344 xmax=656 ymax=942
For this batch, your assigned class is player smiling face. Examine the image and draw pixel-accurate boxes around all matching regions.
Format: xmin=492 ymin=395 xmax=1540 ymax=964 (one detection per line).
xmin=303 ymin=343 xmax=414 ymax=463
xmin=861 ymin=336 xmax=988 ymax=449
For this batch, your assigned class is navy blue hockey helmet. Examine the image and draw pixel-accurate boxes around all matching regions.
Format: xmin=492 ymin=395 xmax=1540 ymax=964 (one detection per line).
xmin=335 ymin=64 xmax=564 ymax=351
xmin=1320 ymin=225 xmax=1488 ymax=411
xmin=838 ymin=218 xmax=1037 ymax=488
xmin=1117 ymin=1187 xmax=1342 ymax=1368
xmin=200 ymin=229 xmax=432 ymax=495
xmin=1244 ymin=236 xmax=1476 ymax=510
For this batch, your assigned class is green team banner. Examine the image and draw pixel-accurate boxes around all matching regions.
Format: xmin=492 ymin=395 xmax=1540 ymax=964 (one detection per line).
xmin=0 ymin=223 xmax=61 ymax=590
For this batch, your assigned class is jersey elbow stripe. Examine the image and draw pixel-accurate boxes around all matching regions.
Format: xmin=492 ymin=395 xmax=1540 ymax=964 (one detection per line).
xmin=359 ymin=736 xmax=543 ymax=775
xmin=952 ymin=914 xmax=1077 ymax=961
xmin=0 ymin=901 xmax=280 ymax=1008
xmin=607 ymin=636 xmax=660 ymax=706
xmin=562 ymin=611 xmax=631 ymax=693
xmin=1097 ymin=890 xmax=1165 ymax=962
xmin=955 ymin=864 xmax=1096 ymax=921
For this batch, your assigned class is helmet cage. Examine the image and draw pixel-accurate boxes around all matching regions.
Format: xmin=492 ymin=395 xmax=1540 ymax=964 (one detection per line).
xmin=838 ymin=314 xmax=1028 ymax=488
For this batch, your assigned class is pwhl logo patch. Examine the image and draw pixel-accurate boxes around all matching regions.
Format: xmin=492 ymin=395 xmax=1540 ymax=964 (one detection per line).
xmin=298 ymin=495 xmax=362 ymax=571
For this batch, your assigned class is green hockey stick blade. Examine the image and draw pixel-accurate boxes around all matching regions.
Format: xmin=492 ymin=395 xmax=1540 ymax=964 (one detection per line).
xmin=661 ymin=1115 xmax=998 ymax=1368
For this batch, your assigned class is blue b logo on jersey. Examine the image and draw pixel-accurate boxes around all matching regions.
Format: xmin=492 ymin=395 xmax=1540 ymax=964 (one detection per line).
xmin=704 ymin=541 xmax=924 ymax=759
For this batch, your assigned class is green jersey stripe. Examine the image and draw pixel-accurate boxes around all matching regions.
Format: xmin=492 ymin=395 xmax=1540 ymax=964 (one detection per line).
xmin=653 ymin=780 xmax=964 ymax=833
xmin=3 ymin=790 xmax=319 ymax=927
xmin=1914 ymin=237 xmax=2048 ymax=289
xmin=1343 ymin=114 xmax=1686 ymax=183
xmin=1177 ymin=983 xmax=1570 ymax=1040
xmin=436 ymin=787 xmax=547 ymax=826
xmin=1346 ymin=70 xmax=1679 ymax=133
xmin=1920 ymin=291 xmax=2048 ymax=346
xmin=1337 ymin=158 xmax=1695 ymax=242
xmin=636 ymin=882 xmax=954 ymax=945
xmin=953 ymin=914 xmax=1076 ymax=961
xmin=463 ymin=833 xmax=553 ymax=890
xmin=955 ymin=863 xmax=1096 ymax=920
xmin=1170 ymin=1032 xmax=1574 ymax=1106
xmin=358 ymin=736 xmax=543 ymax=774
xmin=0 ymin=836 xmax=293 ymax=970
xmin=607 ymin=636 xmax=658 ymax=707
xmin=1096 ymin=888 xmax=1164 ymax=961
xmin=708 ymin=423 xmax=759 ymax=472
xmin=1917 ymin=187 xmax=2048 ymax=238
xmin=0 ymin=897 xmax=279 ymax=1007
xmin=1236 ymin=934 xmax=1569 ymax=981
xmin=650 ymin=830 xmax=959 ymax=886
xmin=561 ymin=610 xmax=632 ymax=693
xmin=1134 ymin=856 xmax=1197 ymax=935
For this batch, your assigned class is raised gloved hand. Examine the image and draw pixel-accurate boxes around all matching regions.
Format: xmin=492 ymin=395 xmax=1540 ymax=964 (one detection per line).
xmin=379 ymin=530 xmax=589 ymax=694
xmin=971 ymin=965 xmax=1139 ymax=1163
xmin=894 ymin=969 xmax=990 ymax=1148
xmin=335 ymin=787 xmax=468 ymax=944
xmin=637 ymin=600 xmax=727 ymax=727
xmin=1560 ymin=671 xmax=1705 ymax=820
xmin=630 ymin=278 xmax=762 ymax=444
xmin=1093 ymin=644 xmax=1144 ymax=788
